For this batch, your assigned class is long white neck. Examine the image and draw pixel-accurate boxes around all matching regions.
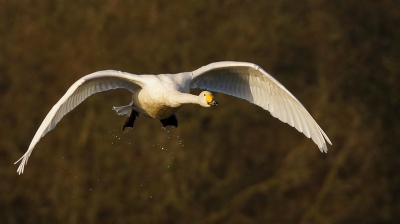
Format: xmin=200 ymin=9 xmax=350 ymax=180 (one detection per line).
xmin=169 ymin=92 xmax=200 ymax=106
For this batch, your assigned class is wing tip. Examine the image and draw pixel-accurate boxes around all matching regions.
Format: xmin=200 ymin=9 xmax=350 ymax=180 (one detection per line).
xmin=316 ymin=124 xmax=332 ymax=153
xmin=15 ymin=152 xmax=30 ymax=175
xmin=319 ymin=136 xmax=333 ymax=153
xmin=319 ymin=143 xmax=328 ymax=153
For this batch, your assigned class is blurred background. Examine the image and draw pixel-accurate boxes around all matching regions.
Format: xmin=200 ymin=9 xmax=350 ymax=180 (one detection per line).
xmin=1 ymin=0 xmax=399 ymax=223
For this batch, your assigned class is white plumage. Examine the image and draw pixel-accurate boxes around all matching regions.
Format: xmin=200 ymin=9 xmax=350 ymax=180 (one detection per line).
xmin=15 ymin=61 xmax=332 ymax=174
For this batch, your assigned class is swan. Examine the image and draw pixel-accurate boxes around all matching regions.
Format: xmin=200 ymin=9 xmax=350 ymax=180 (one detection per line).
xmin=15 ymin=61 xmax=332 ymax=174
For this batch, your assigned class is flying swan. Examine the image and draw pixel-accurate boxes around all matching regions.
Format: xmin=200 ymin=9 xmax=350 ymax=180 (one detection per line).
xmin=15 ymin=61 xmax=332 ymax=174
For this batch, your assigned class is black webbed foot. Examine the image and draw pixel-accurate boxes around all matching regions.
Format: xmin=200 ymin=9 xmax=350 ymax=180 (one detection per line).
xmin=122 ymin=110 xmax=139 ymax=131
xmin=160 ymin=114 xmax=178 ymax=127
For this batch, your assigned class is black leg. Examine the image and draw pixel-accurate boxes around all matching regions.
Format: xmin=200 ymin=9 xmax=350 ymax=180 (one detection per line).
xmin=160 ymin=114 xmax=178 ymax=127
xmin=122 ymin=110 xmax=139 ymax=131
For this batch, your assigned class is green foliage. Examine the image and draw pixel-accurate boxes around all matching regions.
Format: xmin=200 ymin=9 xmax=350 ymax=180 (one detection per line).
xmin=1 ymin=0 xmax=399 ymax=223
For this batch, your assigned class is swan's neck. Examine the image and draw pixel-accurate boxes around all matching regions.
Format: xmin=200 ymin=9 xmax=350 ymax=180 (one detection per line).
xmin=165 ymin=92 xmax=200 ymax=107
xmin=170 ymin=92 xmax=199 ymax=106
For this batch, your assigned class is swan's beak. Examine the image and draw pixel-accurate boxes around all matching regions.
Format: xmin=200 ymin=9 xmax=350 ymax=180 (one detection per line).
xmin=209 ymin=98 xmax=218 ymax=106
xmin=205 ymin=93 xmax=218 ymax=106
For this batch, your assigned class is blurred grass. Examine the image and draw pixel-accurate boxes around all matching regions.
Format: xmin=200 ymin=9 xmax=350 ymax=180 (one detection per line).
xmin=0 ymin=0 xmax=399 ymax=223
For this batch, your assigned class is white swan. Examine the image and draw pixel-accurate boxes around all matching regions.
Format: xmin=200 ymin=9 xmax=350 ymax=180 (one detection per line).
xmin=15 ymin=61 xmax=332 ymax=174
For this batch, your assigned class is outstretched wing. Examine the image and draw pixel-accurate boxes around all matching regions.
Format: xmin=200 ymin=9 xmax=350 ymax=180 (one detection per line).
xmin=15 ymin=70 xmax=144 ymax=174
xmin=190 ymin=61 xmax=331 ymax=152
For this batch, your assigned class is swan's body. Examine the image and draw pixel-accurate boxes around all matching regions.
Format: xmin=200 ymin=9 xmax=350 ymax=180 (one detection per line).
xmin=15 ymin=61 xmax=332 ymax=174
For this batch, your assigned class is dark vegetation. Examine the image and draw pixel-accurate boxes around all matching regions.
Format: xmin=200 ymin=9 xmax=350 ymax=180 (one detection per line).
xmin=1 ymin=0 xmax=399 ymax=223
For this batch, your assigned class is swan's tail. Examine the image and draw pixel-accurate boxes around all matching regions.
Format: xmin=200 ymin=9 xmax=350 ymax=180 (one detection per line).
xmin=112 ymin=102 xmax=133 ymax=116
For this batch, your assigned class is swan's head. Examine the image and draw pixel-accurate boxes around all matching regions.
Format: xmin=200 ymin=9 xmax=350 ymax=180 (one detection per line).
xmin=199 ymin=91 xmax=218 ymax=107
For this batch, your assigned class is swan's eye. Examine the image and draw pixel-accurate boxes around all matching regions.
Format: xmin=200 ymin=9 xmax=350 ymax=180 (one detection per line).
xmin=203 ymin=94 xmax=206 ymax=96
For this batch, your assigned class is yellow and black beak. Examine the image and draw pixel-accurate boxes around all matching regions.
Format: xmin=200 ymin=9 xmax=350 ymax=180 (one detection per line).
xmin=206 ymin=94 xmax=218 ymax=106
xmin=209 ymin=98 xmax=218 ymax=106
